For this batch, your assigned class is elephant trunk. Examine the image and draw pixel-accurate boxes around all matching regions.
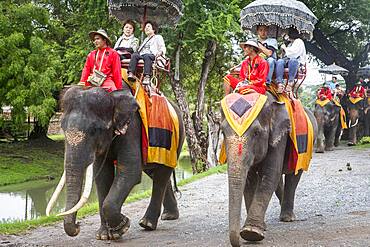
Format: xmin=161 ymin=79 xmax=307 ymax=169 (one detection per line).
xmin=228 ymin=159 xmax=248 ymax=247
xmin=63 ymin=164 xmax=84 ymax=237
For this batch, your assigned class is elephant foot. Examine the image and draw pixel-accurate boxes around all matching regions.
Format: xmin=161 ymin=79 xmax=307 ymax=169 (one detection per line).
xmin=347 ymin=142 xmax=356 ymax=146
xmin=315 ymin=149 xmax=324 ymax=153
xmin=325 ymin=146 xmax=334 ymax=151
xmin=139 ymin=217 xmax=158 ymax=231
xmin=280 ymin=211 xmax=296 ymax=222
xmin=96 ymin=225 xmax=109 ymax=240
xmin=106 ymin=214 xmax=130 ymax=240
xmin=240 ymin=225 xmax=264 ymax=242
xmin=161 ymin=209 xmax=179 ymax=220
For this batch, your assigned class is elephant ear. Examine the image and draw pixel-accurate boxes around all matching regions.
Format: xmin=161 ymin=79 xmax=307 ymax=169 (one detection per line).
xmin=269 ymin=101 xmax=291 ymax=147
xmin=111 ymin=90 xmax=139 ymax=127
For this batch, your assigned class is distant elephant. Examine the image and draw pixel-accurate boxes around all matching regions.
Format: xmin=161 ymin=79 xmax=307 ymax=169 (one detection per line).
xmin=314 ymin=101 xmax=341 ymax=152
xmin=46 ymin=85 xmax=185 ymax=240
xmin=347 ymin=98 xmax=365 ymax=145
xmin=220 ymin=93 xmax=317 ymax=247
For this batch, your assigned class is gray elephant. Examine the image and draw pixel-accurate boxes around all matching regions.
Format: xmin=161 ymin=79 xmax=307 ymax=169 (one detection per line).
xmin=220 ymin=93 xmax=317 ymax=247
xmin=314 ymin=100 xmax=341 ymax=152
xmin=347 ymin=98 xmax=365 ymax=145
xmin=46 ymin=84 xmax=185 ymax=240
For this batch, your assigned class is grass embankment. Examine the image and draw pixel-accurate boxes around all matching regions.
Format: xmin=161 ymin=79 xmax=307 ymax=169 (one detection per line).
xmin=355 ymin=136 xmax=370 ymax=149
xmin=0 ymin=164 xmax=227 ymax=235
xmin=0 ymin=139 xmax=64 ymax=186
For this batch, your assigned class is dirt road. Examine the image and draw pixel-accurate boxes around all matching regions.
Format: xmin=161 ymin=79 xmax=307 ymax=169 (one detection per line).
xmin=1 ymin=145 xmax=370 ymax=247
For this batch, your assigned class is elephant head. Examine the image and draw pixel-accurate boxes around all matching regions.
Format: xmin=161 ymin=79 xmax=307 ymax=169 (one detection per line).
xmin=347 ymin=100 xmax=363 ymax=145
xmin=221 ymin=94 xmax=290 ymax=247
xmin=46 ymin=86 xmax=138 ymax=237
xmin=314 ymin=101 xmax=340 ymax=152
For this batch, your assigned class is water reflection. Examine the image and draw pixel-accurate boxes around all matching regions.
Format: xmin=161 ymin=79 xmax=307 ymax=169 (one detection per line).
xmin=0 ymin=156 xmax=192 ymax=223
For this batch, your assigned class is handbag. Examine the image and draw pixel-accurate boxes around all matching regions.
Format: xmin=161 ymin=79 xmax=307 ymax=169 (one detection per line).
xmin=155 ymin=55 xmax=170 ymax=70
xmin=88 ymin=50 xmax=107 ymax=87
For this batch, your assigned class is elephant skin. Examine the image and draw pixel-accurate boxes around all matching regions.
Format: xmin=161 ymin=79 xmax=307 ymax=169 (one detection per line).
xmin=221 ymin=93 xmax=317 ymax=247
xmin=314 ymin=101 xmax=341 ymax=152
xmin=58 ymin=84 xmax=184 ymax=240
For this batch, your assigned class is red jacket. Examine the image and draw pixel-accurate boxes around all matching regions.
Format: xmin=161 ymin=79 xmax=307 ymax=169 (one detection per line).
xmin=225 ymin=55 xmax=268 ymax=94
xmin=317 ymin=87 xmax=333 ymax=100
xmin=80 ymin=47 xmax=122 ymax=90
xmin=349 ymin=85 xmax=366 ymax=98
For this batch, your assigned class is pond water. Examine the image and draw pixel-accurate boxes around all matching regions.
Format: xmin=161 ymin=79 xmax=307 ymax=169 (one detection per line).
xmin=0 ymin=157 xmax=193 ymax=223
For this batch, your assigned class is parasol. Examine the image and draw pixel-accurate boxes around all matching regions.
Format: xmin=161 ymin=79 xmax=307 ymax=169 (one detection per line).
xmin=240 ymin=0 xmax=318 ymax=40
xmin=356 ymin=65 xmax=370 ymax=78
xmin=107 ymin=0 xmax=184 ymax=27
xmin=319 ymin=63 xmax=349 ymax=76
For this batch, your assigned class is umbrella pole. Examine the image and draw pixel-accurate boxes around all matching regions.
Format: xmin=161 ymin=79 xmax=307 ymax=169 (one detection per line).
xmin=141 ymin=6 xmax=148 ymax=42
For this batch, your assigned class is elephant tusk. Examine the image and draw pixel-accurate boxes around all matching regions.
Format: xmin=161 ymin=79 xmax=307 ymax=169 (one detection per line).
xmin=57 ymin=163 xmax=94 ymax=217
xmin=46 ymin=171 xmax=66 ymax=216
xmin=348 ymin=120 xmax=352 ymax=128
xmin=351 ymin=119 xmax=359 ymax=128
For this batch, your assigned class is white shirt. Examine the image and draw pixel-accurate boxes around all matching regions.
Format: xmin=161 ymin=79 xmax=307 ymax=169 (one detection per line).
xmin=139 ymin=34 xmax=166 ymax=56
xmin=284 ymin=38 xmax=306 ymax=64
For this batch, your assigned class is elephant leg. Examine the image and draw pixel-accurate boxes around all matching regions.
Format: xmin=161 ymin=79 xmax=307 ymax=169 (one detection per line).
xmin=94 ymin=156 xmax=115 ymax=240
xmin=140 ymin=165 xmax=173 ymax=230
xmin=280 ymin=170 xmax=302 ymax=222
xmin=161 ymin=180 xmax=179 ymax=220
xmin=325 ymin=125 xmax=337 ymax=151
xmin=241 ymin=146 xmax=284 ymax=242
xmin=275 ymin=177 xmax=284 ymax=205
xmin=243 ymin=166 xmax=259 ymax=212
xmin=143 ymin=169 xmax=179 ymax=220
xmin=101 ymin=154 xmax=142 ymax=239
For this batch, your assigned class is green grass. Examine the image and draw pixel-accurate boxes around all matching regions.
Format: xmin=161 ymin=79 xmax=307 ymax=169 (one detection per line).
xmin=48 ymin=134 xmax=65 ymax=141
xmin=355 ymin=136 xmax=370 ymax=149
xmin=0 ymin=141 xmax=64 ymax=186
xmin=0 ymin=164 xmax=227 ymax=235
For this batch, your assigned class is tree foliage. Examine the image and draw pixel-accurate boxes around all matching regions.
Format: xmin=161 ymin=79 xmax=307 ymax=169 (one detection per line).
xmin=303 ymin=0 xmax=370 ymax=87
xmin=0 ymin=1 xmax=63 ymax=135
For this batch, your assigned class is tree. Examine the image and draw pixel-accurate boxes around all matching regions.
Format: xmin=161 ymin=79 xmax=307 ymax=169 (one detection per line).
xmin=303 ymin=0 xmax=370 ymax=89
xmin=161 ymin=0 xmax=242 ymax=172
xmin=0 ymin=1 xmax=63 ymax=139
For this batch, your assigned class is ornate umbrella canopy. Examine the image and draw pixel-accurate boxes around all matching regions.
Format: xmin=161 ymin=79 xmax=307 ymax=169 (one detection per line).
xmin=107 ymin=0 xmax=184 ymax=27
xmin=319 ymin=64 xmax=349 ymax=76
xmin=357 ymin=65 xmax=370 ymax=78
xmin=240 ymin=0 xmax=318 ymax=40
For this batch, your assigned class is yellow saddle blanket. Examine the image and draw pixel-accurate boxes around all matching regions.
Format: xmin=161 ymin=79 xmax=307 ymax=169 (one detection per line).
xmin=349 ymin=96 xmax=363 ymax=104
xmin=221 ymin=93 xmax=267 ymax=136
xmin=267 ymin=85 xmax=314 ymax=174
xmin=123 ymin=69 xmax=179 ymax=168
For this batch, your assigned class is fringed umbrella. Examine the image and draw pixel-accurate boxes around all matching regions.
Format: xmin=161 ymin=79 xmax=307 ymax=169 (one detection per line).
xmin=107 ymin=0 xmax=184 ymax=27
xmin=356 ymin=65 xmax=370 ymax=78
xmin=319 ymin=63 xmax=349 ymax=76
xmin=240 ymin=0 xmax=318 ymax=40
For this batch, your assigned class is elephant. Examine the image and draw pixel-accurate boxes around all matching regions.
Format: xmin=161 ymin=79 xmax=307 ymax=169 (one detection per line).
xmin=46 ymin=84 xmax=185 ymax=240
xmin=220 ymin=93 xmax=317 ymax=247
xmin=314 ymin=101 xmax=341 ymax=152
xmin=347 ymin=98 xmax=366 ymax=145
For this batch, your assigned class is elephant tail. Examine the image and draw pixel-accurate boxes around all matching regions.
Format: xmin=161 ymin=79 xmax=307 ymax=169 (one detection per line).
xmin=172 ymin=170 xmax=181 ymax=197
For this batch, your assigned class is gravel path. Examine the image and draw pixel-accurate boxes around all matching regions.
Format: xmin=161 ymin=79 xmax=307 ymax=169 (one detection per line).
xmin=1 ymin=145 xmax=370 ymax=247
